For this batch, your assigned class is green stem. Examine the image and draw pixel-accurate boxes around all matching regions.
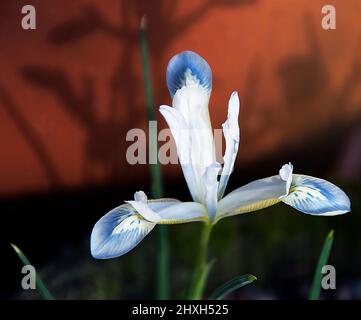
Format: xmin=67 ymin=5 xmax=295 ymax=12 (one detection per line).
xmin=139 ymin=15 xmax=168 ymax=300
xmin=188 ymin=223 xmax=214 ymax=300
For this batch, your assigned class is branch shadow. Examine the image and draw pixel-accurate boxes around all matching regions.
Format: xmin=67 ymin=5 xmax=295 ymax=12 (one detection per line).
xmin=277 ymin=16 xmax=361 ymax=173
xmin=278 ymin=15 xmax=327 ymax=106
xmin=0 ymin=85 xmax=60 ymax=188
xmin=21 ymin=64 xmax=141 ymax=182
xmin=20 ymin=0 xmax=258 ymax=185
xmin=235 ymin=15 xmax=361 ymax=179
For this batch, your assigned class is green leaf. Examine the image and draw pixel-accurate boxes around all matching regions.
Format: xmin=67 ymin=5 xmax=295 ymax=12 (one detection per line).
xmin=209 ymin=274 xmax=257 ymax=300
xmin=309 ymin=230 xmax=334 ymax=300
xmin=11 ymin=243 xmax=55 ymax=300
xmin=139 ymin=15 xmax=168 ymax=300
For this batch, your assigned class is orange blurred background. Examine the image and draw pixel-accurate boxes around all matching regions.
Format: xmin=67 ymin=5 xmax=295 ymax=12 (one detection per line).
xmin=1 ymin=0 xmax=361 ymax=197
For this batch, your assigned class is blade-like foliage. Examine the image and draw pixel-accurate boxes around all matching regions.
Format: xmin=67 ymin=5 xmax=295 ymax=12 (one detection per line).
xmin=11 ymin=244 xmax=54 ymax=300
xmin=139 ymin=15 xmax=168 ymax=300
xmin=209 ymin=274 xmax=257 ymax=300
xmin=309 ymin=230 xmax=334 ymax=300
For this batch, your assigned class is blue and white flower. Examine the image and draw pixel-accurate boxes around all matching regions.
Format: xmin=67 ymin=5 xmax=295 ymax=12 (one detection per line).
xmin=91 ymin=51 xmax=351 ymax=259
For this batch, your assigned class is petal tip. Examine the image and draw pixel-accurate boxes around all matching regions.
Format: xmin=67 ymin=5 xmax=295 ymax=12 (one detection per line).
xmin=230 ymin=91 xmax=239 ymax=100
xmin=134 ymin=190 xmax=147 ymax=202
xmin=89 ymin=205 xmax=155 ymax=260
xmin=279 ymin=162 xmax=293 ymax=181
xmin=228 ymin=91 xmax=240 ymax=114
xmin=166 ymin=51 xmax=212 ymax=97
xmin=278 ymin=162 xmax=293 ymax=197
xmin=282 ymin=174 xmax=351 ymax=216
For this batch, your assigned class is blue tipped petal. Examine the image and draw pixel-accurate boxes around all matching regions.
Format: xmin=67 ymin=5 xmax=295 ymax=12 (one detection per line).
xmin=91 ymin=198 xmax=181 ymax=259
xmin=90 ymin=204 xmax=155 ymax=259
xmin=166 ymin=51 xmax=212 ymax=97
xmin=282 ymin=174 xmax=351 ymax=216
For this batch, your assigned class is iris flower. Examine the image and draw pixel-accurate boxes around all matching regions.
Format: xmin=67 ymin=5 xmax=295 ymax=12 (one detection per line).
xmin=91 ymin=51 xmax=350 ymax=262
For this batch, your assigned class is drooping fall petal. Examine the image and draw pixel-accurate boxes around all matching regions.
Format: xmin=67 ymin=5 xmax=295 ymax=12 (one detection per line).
xmin=281 ymin=175 xmax=351 ymax=216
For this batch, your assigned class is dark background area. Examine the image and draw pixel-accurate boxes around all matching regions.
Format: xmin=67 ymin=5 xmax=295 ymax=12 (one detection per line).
xmin=1 ymin=0 xmax=361 ymax=299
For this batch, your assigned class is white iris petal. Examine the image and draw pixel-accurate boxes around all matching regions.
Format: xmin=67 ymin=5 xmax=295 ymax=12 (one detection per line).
xmin=159 ymin=105 xmax=200 ymax=202
xmin=172 ymin=85 xmax=216 ymax=204
xmin=203 ymin=162 xmax=222 ymax=220
xmin=218 ymin=91 xmax=240 ymax=199
xmin=279 ymin=162 xmax=293 ymax=197
xmin=216 ymin=172 xmax=288 ymax=220
xmin=91 ymin=50 xmax=351 ymax=260
xmin=127 ymin=191 xmax=207 ymax=224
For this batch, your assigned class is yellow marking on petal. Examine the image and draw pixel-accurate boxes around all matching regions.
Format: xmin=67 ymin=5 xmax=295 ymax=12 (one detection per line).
xmin=216 ymin=198 xmax=281 ymax=222
xmin=157 ymin=216 xmax=207 ymax=225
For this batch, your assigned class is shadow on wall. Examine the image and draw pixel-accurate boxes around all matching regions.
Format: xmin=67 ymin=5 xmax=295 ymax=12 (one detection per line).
xmin=240 ymin=15 xmax=361 ymax=178
xmin=0 ymin=86 xmax=61 ymax=189
xmin=277 ymin=16 xmax=361 ymax=177
xmin=3 ymin=0 xmax=256 ymax=189
xmin=1 ymin=0 xmax=361 ymax=193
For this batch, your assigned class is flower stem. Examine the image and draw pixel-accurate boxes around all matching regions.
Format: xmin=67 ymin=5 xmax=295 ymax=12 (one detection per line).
xmin=140 ymin=15 xmax=168 ymax=299
xmin=188 ymin=223 xmax=214 ymax=299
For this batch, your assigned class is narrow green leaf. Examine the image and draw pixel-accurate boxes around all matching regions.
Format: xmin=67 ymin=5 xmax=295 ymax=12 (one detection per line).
xmin=309 ymin=230 xmax=334 ymax=300
xmin=11 ymin=243 xmax=55 ymax=300
xmin=209 ymin=274 xmax=257 ymax=300
xmin=139 ymin=15 xmax=168 ymax=300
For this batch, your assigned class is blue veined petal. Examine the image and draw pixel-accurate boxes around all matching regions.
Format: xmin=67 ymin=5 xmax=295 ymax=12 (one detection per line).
xmin=166 ymin=51 xmax=212 ymax=97
xmin=91 ymin=196 xmax=197 ymax=259
xmin=90 ymin=204 xmax=155 ymax=259
xmin=281 ymin=174 xmax=351 ymax=216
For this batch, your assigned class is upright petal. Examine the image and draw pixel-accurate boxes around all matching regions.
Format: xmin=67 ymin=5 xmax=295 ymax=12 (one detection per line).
xmin=218 ymin=91 xmax=240 ymax=199
xmin=281 ymin=174 xmax=351 ymax=215
xmin=159 ymin=105 xmax=200 ymax=202
xmin=166 ymin=50 xmax=212 ymax=97
xmin=203 ymin=162 xmax=222 ymax=220
xmin=162 ymin=51 xmax=216 ymax=204
xmin=172 ymin=86 xmax=216 ymax=203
